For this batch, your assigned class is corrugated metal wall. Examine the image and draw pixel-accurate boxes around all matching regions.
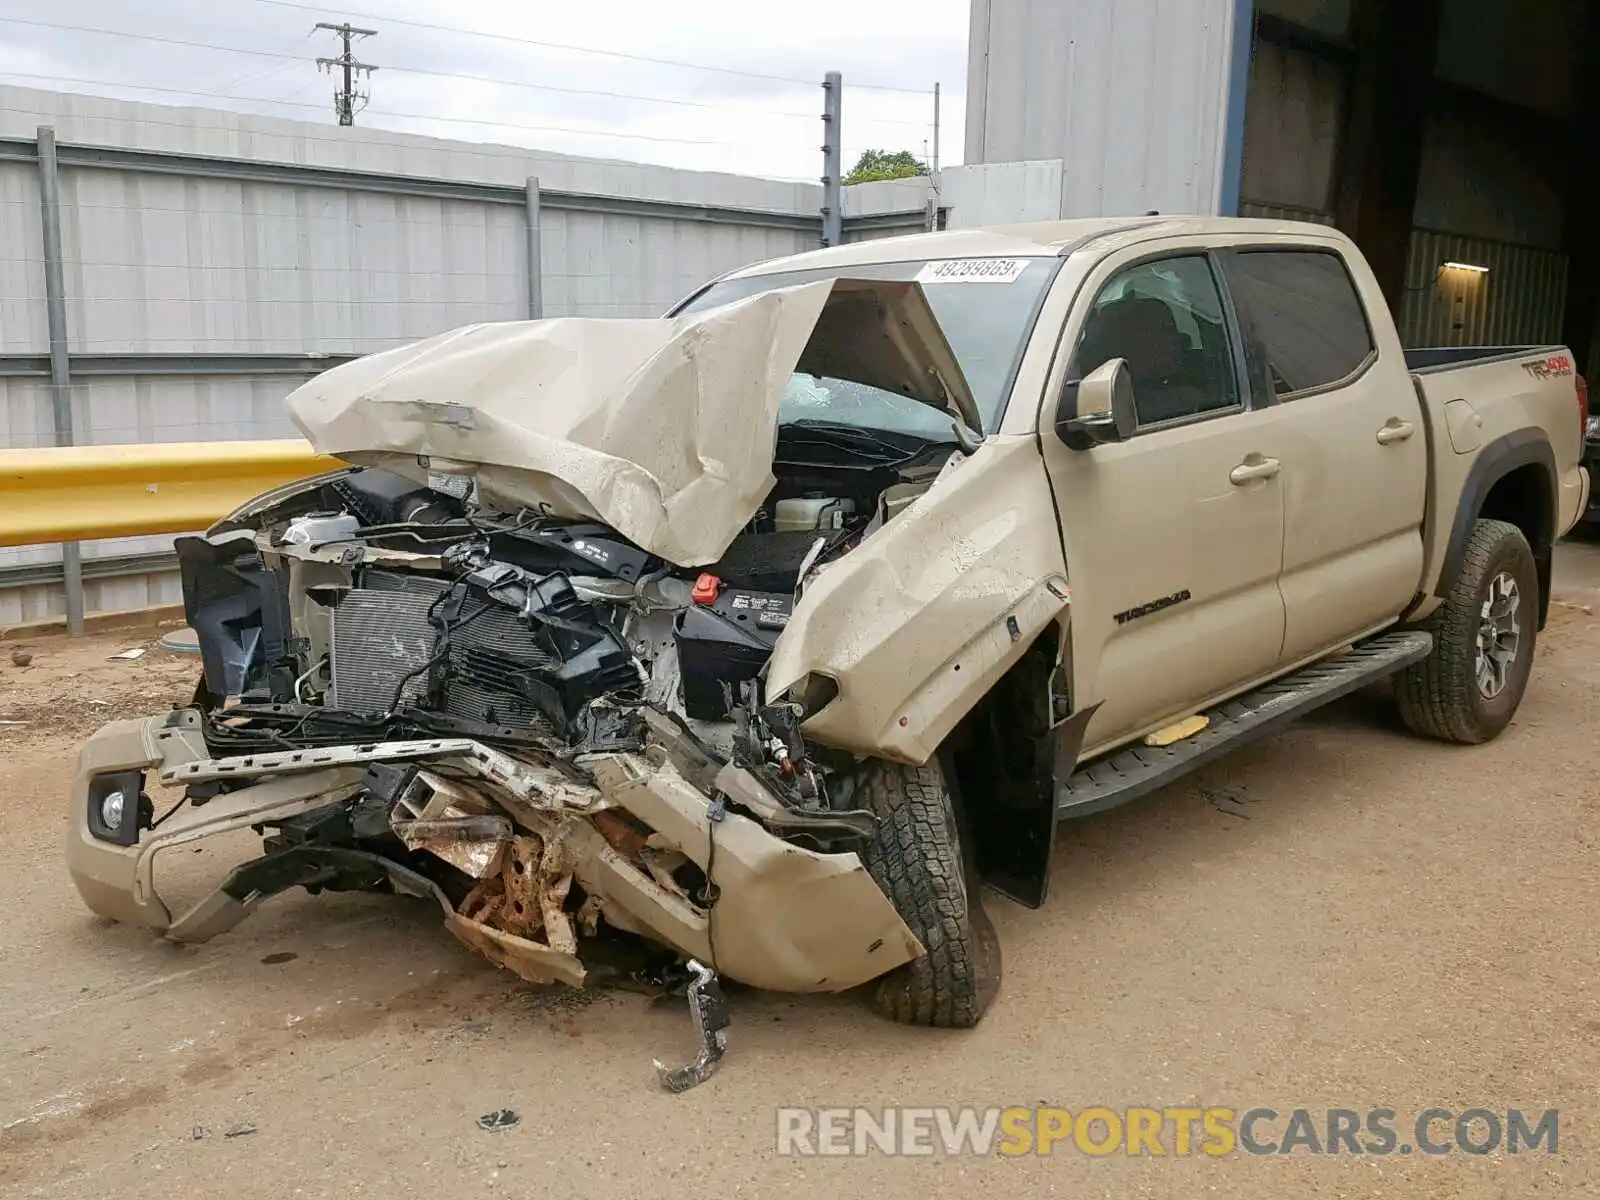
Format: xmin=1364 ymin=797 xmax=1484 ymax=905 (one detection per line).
xmin=1239 ymin=202 xmax=1337 ymax=225
xmin=840 ymin=178 xmax=935 ymax=244
xmin=965 ymin=0 xmax=1245 ymax=216
xmin=0 ymin=86 xmax=922 ymax=625
xmin=1398 ymin=230 xmax=1569 ymax=348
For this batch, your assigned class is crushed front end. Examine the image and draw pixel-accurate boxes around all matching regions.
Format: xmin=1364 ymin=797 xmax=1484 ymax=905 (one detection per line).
xmin=65 ymin=464 xmax=931 ymax=995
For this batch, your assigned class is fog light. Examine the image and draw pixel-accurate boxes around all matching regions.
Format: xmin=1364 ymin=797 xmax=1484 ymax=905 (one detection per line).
xmin=87 ymin=770 xmax=146 ymax=845
xmin=100 ymin=790 xmax=126 ymax=831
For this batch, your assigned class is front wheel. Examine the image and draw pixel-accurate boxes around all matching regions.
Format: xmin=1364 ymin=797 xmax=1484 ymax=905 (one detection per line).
xmin=843 ymin=757 xmax=1000 ymax=1028
xmin=1395 ymin=518 xmax=1538 ymax=744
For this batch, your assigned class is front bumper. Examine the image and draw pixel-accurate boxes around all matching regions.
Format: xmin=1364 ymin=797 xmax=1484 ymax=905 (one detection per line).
xmin=66 ymin=711 xmax=922 ymax=994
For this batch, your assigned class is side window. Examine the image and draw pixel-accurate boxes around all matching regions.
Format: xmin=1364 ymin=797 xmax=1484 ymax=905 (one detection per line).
xmin=1221 ymin=250 xmax=1376 ymax=397
xmin=1074 ymin=255 xmax=1240 ymax=427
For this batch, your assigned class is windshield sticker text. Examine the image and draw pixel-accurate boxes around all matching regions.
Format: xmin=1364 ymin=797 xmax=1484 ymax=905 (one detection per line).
xmin=915 ymin=258 xmax=1029 ymax=285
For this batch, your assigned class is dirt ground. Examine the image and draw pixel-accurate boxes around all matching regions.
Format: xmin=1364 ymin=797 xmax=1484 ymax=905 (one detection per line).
xmin=2 ymin=545 xmax=1599 ymax=1199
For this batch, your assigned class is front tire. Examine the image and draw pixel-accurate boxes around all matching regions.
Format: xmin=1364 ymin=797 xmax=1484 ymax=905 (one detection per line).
xmin=846 ymin=757 xmax=1000 ymax=1028
xmin=1395 ymin=518 xmax=1538 ymax=744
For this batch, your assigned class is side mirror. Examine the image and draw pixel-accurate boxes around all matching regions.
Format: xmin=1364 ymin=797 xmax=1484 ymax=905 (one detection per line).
xmin=1055 ymin=358 xmax=1137 ymax=451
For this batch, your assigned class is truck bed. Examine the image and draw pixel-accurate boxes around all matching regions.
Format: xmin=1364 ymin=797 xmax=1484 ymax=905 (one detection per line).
xmin=1405 ymin=342 xmax=1585 ymax=607
xmin=1404 ymin=345 xmax=1562 ymax=373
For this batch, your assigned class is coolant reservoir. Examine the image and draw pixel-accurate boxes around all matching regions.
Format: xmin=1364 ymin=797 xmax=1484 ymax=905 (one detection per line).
xmin=774 ymin=496 xmax=855 ymax=532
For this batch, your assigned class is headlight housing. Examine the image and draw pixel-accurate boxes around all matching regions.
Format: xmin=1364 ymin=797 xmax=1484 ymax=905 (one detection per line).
xmin=86 ymin=771 xmax=151 ymax=845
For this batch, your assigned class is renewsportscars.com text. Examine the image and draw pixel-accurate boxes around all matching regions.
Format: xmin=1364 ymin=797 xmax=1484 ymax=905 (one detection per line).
xmin=775 ymin=1106 xmax=1559 ymax=1158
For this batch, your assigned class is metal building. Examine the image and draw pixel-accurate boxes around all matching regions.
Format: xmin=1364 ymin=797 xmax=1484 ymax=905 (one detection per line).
xmin=965 ymin=0 xmax=1596 ymax=365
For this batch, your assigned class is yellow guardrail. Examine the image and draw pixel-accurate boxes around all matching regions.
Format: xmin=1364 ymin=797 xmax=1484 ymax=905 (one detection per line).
xmin=0 ymin=440 xmax=344 ymax=547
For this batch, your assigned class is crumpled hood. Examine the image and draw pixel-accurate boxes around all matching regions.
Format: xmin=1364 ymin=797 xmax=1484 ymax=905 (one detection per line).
xmin=287 ymin=277 xmax=975 ymax=567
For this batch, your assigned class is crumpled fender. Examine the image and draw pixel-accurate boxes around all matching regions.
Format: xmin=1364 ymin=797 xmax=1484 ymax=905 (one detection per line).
xmin=766 ymin=435 xmax=1070 ymax=763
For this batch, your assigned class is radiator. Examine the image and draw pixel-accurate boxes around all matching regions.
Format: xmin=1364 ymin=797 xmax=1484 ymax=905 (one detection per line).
xmin=443 ymin=601 xmax=560 ymax=728
xmin=328 ymin=571 xmax=559 ymax=730
xmin=328 ymin=579 xmax=447 ymax=713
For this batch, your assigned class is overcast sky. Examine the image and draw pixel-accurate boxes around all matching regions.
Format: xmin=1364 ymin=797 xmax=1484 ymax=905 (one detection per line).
xmin=0 ymin=0 xmax=969 ymax=181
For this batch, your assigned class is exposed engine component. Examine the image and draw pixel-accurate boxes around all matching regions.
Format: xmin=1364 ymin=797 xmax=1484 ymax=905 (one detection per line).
xmin=282 ymin=512 xmax=360 ymax=548
xmin=675 ymin=584 xmax=790 ymax=721
xmin=331 ymin=468 xmax=464 ymax=527
xmin=190 ymin=455 xmax=955 ymax=773
xmin=173 ymin=455 xmax=952 ymax=1012
xmin=773 ymin=495 xmax=854 ymax=532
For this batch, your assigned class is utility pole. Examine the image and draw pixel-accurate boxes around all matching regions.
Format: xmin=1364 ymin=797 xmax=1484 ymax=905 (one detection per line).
xmin=926 ymin=82 xmax=942 ymax=232
xmin=315 ymin=22 xmax=378 ymax=126
xmin=821 ymin=71 xmax=843 ymax=247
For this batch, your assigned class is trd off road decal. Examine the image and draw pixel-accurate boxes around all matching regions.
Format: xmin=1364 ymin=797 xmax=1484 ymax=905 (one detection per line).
xmin=1521 ymin=353 xmax=1574 ymax=381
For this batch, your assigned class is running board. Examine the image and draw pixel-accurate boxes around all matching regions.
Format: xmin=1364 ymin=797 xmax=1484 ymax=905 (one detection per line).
xmin=1056 ymin=630 xmax=1434 ymax=819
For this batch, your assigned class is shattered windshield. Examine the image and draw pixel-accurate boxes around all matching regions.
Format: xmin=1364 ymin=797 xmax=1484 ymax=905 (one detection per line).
xmin=675 ymin=256 xmax=1060 ymax=439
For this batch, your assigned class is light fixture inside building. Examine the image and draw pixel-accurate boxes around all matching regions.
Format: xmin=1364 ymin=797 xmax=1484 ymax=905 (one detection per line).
xmin=1441 ymin=261 xmax=1490 ymax=274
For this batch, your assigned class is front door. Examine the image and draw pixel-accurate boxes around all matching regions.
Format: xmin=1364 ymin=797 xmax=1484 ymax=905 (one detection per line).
xmin=1217 ymin=248 xmax=1427 ymax=662
xmin=1038 ymin=251 xmax=1287 ymax=755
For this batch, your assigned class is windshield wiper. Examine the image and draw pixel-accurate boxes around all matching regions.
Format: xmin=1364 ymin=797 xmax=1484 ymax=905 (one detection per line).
xmin=778 ymin=419 xmax=954 ymax=463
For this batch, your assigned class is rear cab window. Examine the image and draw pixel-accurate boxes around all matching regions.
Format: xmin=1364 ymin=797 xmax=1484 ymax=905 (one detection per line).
xmin=1219 ymin=249 xmax=1377 ymax=400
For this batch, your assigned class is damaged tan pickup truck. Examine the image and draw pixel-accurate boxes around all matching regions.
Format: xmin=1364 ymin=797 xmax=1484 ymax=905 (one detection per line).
xmin=68 ymin=218 xmax=1590 ymax=1058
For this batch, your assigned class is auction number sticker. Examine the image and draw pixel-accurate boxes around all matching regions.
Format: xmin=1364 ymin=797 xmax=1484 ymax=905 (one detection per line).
xmin=915 ymin=258 xmax=1029 ymax=284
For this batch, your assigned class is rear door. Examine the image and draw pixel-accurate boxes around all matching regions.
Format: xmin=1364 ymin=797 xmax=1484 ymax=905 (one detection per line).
xmin=1038 ymin=249 xmax=1287 ymax=753
xmin=1217 ymin=248 xmax=1427 ymax=663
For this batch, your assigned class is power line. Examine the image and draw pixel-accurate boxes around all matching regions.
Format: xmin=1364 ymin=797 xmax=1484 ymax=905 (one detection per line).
xmin=0 ymin=71 xmax=753 ymax=147
xmin=206 ymin=32 xmax=311 ymax=94
xmin=241 ymin=0 xmax=934 ymax=94
xmin=0 ymin=16 xmax=932 ymax=128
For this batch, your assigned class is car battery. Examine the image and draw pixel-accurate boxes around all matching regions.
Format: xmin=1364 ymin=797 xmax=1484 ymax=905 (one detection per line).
xmin=674 ymin=584 xmax=792 ymax=720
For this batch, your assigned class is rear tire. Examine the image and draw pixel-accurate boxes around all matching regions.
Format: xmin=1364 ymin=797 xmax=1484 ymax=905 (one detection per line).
xmin=846 ymin=757 xmax=1000 ymax=1028
xmin=1395 ymin=518 xmax=1538 ymax=744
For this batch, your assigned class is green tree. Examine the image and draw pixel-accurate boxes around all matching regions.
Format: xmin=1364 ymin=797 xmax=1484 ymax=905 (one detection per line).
xmin=843 ymin=149 xmax=928 ymax=185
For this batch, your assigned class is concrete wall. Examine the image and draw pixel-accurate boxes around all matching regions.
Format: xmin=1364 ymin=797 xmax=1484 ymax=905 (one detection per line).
xmin=0 ymin=86 xmax=925 ymax=625
xmin=964 ymin=0 xmax=1251 ymax=216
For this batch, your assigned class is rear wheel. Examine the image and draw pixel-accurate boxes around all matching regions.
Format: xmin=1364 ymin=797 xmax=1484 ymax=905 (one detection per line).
xmin=844 ymin=757 xmax=1000 ymax=1028
xmin=1395 ymin=518 xmax=1538 ymax=744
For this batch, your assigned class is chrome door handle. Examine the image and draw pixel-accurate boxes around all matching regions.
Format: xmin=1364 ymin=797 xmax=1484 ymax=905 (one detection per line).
xmin=1229 ymin=456 xmax=1280 ymax=485
xmin=1377 ymin=420 xmax=1415 ymax=445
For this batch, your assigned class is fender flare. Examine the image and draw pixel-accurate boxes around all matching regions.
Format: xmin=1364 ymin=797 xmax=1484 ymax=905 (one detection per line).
xmin=1436 ymin=428 xmax=1557 ymax=626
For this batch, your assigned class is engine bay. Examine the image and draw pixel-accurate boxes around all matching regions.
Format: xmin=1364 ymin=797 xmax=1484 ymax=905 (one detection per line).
xmin=178 ymin=439 xmax=958 ymax=820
